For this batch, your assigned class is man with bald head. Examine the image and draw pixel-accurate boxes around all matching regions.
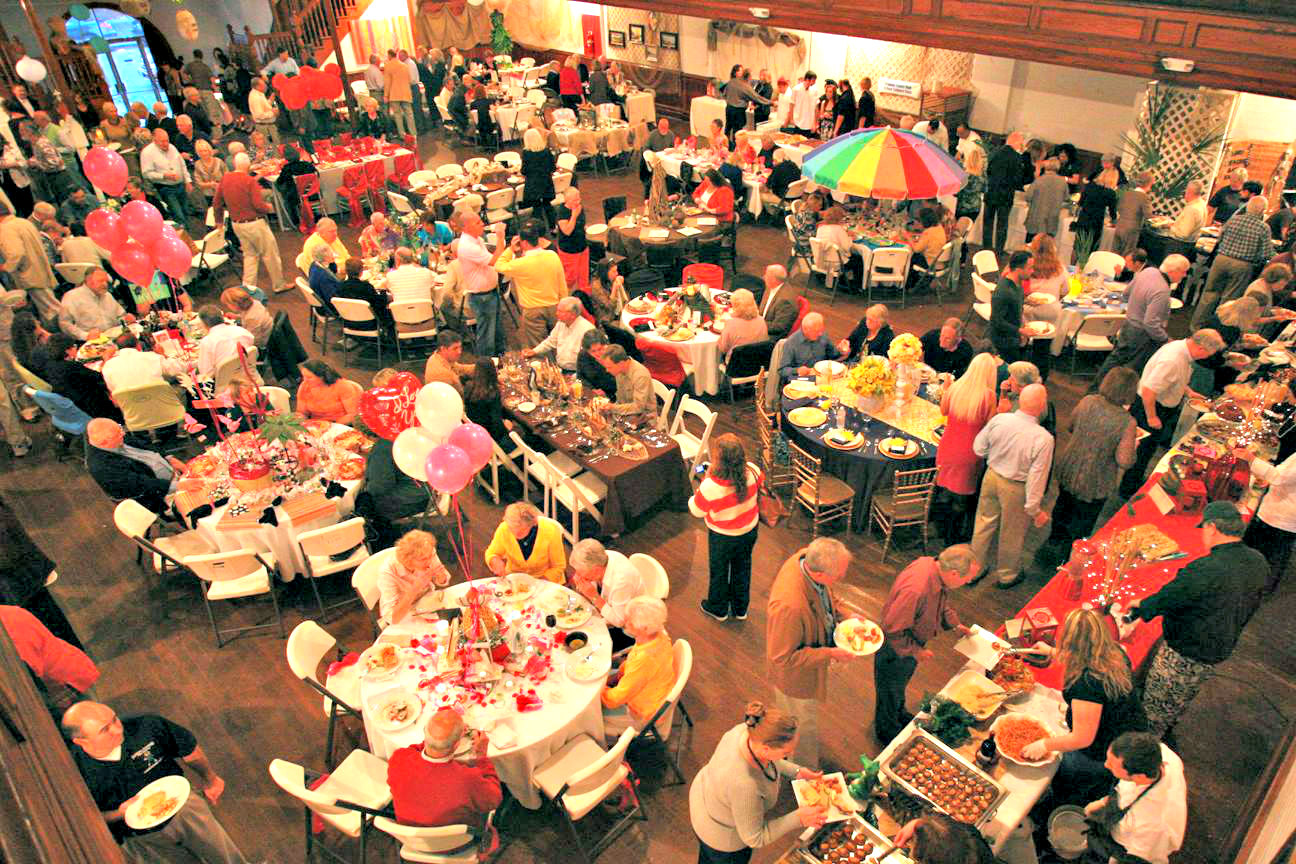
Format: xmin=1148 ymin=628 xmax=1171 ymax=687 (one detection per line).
xmin=213 ymin=152 xmax=286 ymax=293
xmin=970 ymin=381 xmax=1055 ymax=587
xmin=386 ymin=706 xmax=502 ymax=829
xmin=62 ymin=701 xmax=252 ymax=863
xmin=760 ymin=263 xmax=801 ymax=340
xmin=140 ymin=127 xmax=193 ymax=227
xmin=779 ymin=310 xmax=834 ymax=381
xmin=86 ymin=418 xmax=185 ymax=513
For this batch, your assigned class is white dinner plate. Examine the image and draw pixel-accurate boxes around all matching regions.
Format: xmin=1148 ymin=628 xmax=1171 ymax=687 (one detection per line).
xmin=516 ymin=401 xmax=536 ymax=414
xmin=566 ymin=648 xmax=611 ymax=682
xmin=372 ymin=691 xmax=424 ymax=732
xmin=124 ymin=775 xmax=190 ymax=830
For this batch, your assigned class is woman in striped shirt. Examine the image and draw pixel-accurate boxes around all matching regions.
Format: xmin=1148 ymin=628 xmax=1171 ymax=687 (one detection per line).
xmin=690 ymin=434 xmax=763 ymax=622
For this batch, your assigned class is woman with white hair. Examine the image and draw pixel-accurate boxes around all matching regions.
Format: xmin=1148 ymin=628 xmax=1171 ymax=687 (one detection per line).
xmin=555 ymin=186 xmax=589 ymax=291
xmin=840 ymin=303 xmax=894 ymax=361
xmin=601 ymin=597 xmax=676 ymax=736
xmin=520 ymin=127 xmax=556 ymax=230
xmin=483 ymin=500 xmax=566 ymax=583
xmin=716 ymin=288 xmax=768 ymax=362
xmin=356 ymin=96 xmax=394 ymax=139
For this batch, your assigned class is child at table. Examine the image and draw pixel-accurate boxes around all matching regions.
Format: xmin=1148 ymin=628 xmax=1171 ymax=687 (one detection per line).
xmin=379 ymin=529 xmax=452 ymax=626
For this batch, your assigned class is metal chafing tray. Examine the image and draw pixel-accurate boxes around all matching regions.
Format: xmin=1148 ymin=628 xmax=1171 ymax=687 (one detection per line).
xmin=880 ymin=728 xmax=1008 ymax=828
xmin=795 ymin=813 xmax=913 ymax=864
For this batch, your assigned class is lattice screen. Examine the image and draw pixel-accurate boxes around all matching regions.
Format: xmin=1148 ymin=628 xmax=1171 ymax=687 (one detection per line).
xmin=843 ymin=43 xmax=973 ymax=114
xmin=1128 ymin=83 xmax=1235 ymax=216
xmin=603 ymin=8 xmax=681 ymax=73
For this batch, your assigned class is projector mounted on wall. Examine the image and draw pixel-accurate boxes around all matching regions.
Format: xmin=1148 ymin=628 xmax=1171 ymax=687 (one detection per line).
xmin=749 ymin=7 xmax=771 ymax=18
xmin=1160 ymin=57 xmax=1195 ymax=73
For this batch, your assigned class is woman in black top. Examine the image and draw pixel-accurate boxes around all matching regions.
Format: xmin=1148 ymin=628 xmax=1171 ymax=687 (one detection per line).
xmin=1075 ymin=173 xmax=1119 ymax=252
xmin=10 ymin=309 xmax=48 ymax=374
xmin=831 ymin=80 xmax=856 ymax=137
xmin=857 ymin=77 xmax=876 ymax=128
xmin=463 ymin=359 xmax=508 ymax=442
xmin=355 ymin=97 xmax=394 ymax=139
xmin=520 ymin=127 xmax=556 ymax=230
xmin=470 ymin=85 xmax=495 ymax=147
xmin=555 ymin=185 xmax=588 ymax=291
xmin=44 ymin=334 xmax=120 ymax=421
xmin=332 ymin=257 xmax=392 ymax=331
xmin=842 ymin=303 xmax=895 ymax=361
xmin=275 ymin=145 xmax=319 ymax=227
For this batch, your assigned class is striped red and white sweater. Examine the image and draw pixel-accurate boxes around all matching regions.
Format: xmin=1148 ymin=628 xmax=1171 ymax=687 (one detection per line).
xmin=688 ymin=462 xmax=763 ymax=535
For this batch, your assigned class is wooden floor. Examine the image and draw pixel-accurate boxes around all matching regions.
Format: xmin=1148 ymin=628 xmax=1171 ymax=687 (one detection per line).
xmin=4 ymin=127 xmax=1294 ymax=864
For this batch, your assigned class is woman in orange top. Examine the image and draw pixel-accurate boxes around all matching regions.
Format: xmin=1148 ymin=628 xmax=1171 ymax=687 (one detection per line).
xmin=295 ymin=359 xmax=362 ymax=425
xmin=692 ymin=169 xmax=736 ymax=222
xmin=601 ymin=596 xmax=676 ymax=737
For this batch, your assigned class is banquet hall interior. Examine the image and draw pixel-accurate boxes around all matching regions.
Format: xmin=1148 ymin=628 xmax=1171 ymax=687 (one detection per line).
xmin=1 ymin=0 xmax=1295 ymax=863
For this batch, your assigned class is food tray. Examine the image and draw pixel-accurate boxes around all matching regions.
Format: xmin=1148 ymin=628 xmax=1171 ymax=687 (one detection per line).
xmin=797 ymin=812 xmax=913 ymax=864
xmin=880 ymin=728 xmax=1008 ymax=828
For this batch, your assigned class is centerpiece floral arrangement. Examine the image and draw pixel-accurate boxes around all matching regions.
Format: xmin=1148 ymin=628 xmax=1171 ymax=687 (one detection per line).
xmin=847 ymin=356 xmax=895 ymax=399
xmin=887 ymin=332 xmax=924 ymax=365
xmin=679 ymin=277 xmax=714 ymax=321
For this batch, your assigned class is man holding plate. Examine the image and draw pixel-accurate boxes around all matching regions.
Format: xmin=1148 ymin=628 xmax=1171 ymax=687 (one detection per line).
xmin=63 ymin=700 xmax=253 ymax=863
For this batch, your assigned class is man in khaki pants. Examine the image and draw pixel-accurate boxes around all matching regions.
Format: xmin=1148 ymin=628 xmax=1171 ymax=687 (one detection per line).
xmin=970 ymin=383 xmax=1054 ymax=588
xmin=494 ymin=219 xmax=567 ymax=346
xmin=211 ymin=153 xmax=286 ymax=294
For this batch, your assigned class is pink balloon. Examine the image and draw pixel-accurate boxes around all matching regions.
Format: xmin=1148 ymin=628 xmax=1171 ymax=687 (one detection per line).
xmin=153 ymin=232 xmax=192 ymax=278
xmin=85 ymin=207 xmax=126 ymax=251
xmin=424 ymin=444 xmax=473 ymax=493
xmin=83 ymin=146 xmax=127 ymax=196
xmin=448 ymin=423 xmax=493 ymax=471
xmin=146 ymin=223 xmax=179 ymax=252
xmin=120 ymin=200 xmax=163 ymax=248
xmin=110 ymin=240 xmax=155 ymax=286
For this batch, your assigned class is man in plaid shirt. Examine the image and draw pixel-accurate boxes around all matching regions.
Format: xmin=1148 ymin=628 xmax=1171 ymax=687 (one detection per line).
xmin=1192 ymin=195 xmax=1274 ymax=328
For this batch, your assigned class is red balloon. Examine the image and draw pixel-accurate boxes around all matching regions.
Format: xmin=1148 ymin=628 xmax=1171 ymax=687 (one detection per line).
xmin=425 ymin=444 xmax=473 ymax=493
xmin=110 ymin=240 xmax=155 ymax=286
xmin=153 ymin=232 xmax=192 ymax=278
xmin=279 ymin=77 xmax=309 ymax=111
xmin=323 ymin=63 xmax=341 ymax=77
xmin=448 ymin=423 xmax=493 ymax=471
xmin=358 ymin=371 xmax=421 ymax=440
xmin=120 ymin=199 xmax=163 ymax=247
xmin=318 ymin=73 xmax=343 ymax=101
xmin=271 ymin=73 xmax=288 ymax=91
xmin=85 ymin=207 xmax=126 ymax=251
xmin=83 ymin=146 xmax=127 ymax=196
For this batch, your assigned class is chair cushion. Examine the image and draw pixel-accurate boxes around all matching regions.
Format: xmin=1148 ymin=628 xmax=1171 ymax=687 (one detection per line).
xmin=553 ymin=472 xmax=608 ymax=511
xmin=873 ymin=492 xmax=928 ymax=522
xmin=798 ymin=476 xmax=853 ymax=506
xmin=324 ymin=748 xmax=393 ymax=811
xmin=547 ymin=451 xmax=582 ymax=475
xmin=973 ymin=302 xmax=991 ymax=321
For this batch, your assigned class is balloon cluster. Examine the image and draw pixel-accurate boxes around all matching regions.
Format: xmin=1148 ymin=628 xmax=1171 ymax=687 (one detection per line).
xmin=81 ymin=146 xmax=190 ymax=284
xmin=357 ymin=373 xmax=493 ymax=494
xmin=273 ymin=65 xmax=345 ymax=112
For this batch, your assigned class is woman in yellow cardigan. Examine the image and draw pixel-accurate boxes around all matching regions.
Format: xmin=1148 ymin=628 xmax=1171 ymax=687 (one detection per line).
xmin=484 ymin=501 xmax=566 ymax=583
xmin=601 ymin=597 xmax=676 ymax=738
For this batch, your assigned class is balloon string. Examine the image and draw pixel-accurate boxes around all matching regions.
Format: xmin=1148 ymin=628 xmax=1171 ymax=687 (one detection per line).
xmin=447 ymin=492 xmax=472 ymax=583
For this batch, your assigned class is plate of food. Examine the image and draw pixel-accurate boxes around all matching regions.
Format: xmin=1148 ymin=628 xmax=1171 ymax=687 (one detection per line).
xmin=334 ymin=429 xmax=374 ymax=455
xmin=624 ymin=297 xmax=655 ymax=315
xmin=991 ymin=712 xmax=1059 ymax=767
xmin=988 ymin=654 xmax=1036 ymax=699
xmin=359 ymin=643 xmax=404 ymax=679
xmin=792 ymin=772 xmax=860 ymax=822
xmin=303 ymin=419 xmax=334 ymax=437
xmin=124 ymin=775 xmax=190 ymax=830
xmin=186 ymin=453 xmax=222 ymax=478
xmin=373 ymin=691 xmax=424 ymax=732
xmin=783 ymin=380 xmax=820 ymax=400
xmin=788 ymin=406 xmax=828 ymax=428
xmin=667 ymin=327 xmax=696 ymax=342
xmin=336 ymin=458 xmax=365 ymax=480
xmin=546 ymin=591 xmax=593 ymax=629
xmin=516 ymin=401 xmax=536 ymax=414
xmin=1025 ymin=292 xmax=1056 ymax=306
xmin=496 ymin=572 xmax=537 ymax=603
xmin=1024 ymin=321 xmax=1055 ymax=338
xmin=834 ymin=618 xmax=884 ymax=656
xmin=566 ymin=646 xmax=611 ymax=683
xmin=942 ymin=670 xmax=1008 ymax=721
xmin=824 ymin=427 xmax=865 ymax=450
xmin=1212 ymin=401 xmax=1246 ymax=423
xmin=77 ymin=340 xmax=115 ymax=361
xmin=879 ymin=436 xmax=920 ymax=459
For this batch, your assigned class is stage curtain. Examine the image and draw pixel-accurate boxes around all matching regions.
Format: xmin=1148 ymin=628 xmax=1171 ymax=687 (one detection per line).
xmin=414 ymin=1 xmax=494 ymax=51
xmin=353 ymin=17 xmax=415 ymax=63
xmin=503 ymin=0 xmax=580 ymax=55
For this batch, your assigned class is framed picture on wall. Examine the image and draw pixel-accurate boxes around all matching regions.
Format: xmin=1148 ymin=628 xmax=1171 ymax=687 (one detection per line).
xmin=659 ymin=31 xmax=678 ymax=50
xmin=628 ymin=24 xmax=645 ymax=45
xmin=608 ymin=29 xmax=626 ymax=48
xmin=645 ymin=45 xmax=659 ymax=63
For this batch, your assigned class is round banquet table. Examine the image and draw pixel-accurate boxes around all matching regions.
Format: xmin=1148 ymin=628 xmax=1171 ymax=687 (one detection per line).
xmin=620 ymin=300 xmax=723 ymax=396
xmin=550 ymin=122 xmax=632 ymax=158
xmin=1041 ymin=268 xmax=1129 ymax=356
xmin=359 ymin=577 xmax=612 ymax=810
xmin=192 ymin=423 xmax=363 ymax=579
xmin=605 ymin=211 xmax=722 ymax=265
xmin=781 ymin=384 xmax=937 ymax=531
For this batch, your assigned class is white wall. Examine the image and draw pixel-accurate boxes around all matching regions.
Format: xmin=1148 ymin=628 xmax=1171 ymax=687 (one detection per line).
xmin=1229 ymin=92 xmax=1296 ymax=143
xmin=970 ymin=54 xmax=1146 ymax=153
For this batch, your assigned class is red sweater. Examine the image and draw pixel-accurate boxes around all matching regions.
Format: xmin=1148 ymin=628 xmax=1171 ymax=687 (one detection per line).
xmin=0 ymin=605 xmax=99 ymax=692
xmin=386 ymin=746 xmax=503 ymax=828
xmin=559 ymin=67 xmax=581 ymax=96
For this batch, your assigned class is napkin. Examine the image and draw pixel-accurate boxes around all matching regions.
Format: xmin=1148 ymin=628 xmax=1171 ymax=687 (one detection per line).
xmin=327 ymin=652 xmax=361 ymax=677
xmin=677 ymin=226 xmax=702 ymax=237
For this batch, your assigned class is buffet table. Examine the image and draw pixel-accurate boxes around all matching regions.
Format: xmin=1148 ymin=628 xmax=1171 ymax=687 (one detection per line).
xmin=358 ymin=577 xmax=611 ymax=809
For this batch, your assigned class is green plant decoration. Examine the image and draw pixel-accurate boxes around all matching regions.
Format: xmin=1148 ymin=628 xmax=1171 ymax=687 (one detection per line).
xmin=1119 ymin=83 xmax=1223 ymax=212
xmin=489 ymin=11 xmax=512 ymax=56
xmin=258 ymin=411 xmax=306 ymax=446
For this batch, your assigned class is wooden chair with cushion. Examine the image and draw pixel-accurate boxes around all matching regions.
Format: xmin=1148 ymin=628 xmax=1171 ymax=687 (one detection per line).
xmin=868 ymin=466 xmax=938 ymax=561
xmin=788 ymin=439 xmax=854 ymax=536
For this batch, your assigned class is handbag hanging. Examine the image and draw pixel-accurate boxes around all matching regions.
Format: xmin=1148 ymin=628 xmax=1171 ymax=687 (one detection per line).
xmin=757 ymin=481 xmax=785 ymax=527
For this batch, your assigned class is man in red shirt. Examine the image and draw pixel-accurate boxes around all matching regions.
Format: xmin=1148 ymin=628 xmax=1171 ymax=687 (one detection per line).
xmin=0 ymin=604 xmax=98 ymax=700
xmin=211 ymin=152 xmax=287 ymax=294
xmin=386 ymin=707 xmax=502 ymax=831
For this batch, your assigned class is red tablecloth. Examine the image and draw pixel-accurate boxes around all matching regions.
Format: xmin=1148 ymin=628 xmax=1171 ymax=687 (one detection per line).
xmin=1015 ymin=469 xmax=1254 ymax=690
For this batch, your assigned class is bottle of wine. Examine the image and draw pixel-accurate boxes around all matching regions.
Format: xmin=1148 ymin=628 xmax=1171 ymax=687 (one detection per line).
xmin=976 ymin=733 xmax=998 ymax=768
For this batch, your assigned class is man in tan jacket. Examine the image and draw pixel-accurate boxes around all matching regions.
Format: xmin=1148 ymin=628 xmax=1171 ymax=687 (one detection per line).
xmin=424 ymin=329 xmax=473 ymax=395
xmin=382 ymin=48 xmax=415 ymax=140
xmin=766 ymin=537 xmax=864 ymax=766
xmin=0 ymin=202 xmax=57 ymax=323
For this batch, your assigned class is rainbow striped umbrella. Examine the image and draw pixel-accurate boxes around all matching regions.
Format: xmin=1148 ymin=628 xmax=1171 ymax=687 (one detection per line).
xmin=800 ymin=127 xmax=967 ymax=200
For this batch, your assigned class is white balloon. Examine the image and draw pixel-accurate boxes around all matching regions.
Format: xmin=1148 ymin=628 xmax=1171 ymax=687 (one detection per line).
xmin=415 ymin=381 xmax=464 ymax=431
xmin=15 ymin=57 xmax=46 ymax=84
xmin=391 ymin=426 xmax=437 ymax=480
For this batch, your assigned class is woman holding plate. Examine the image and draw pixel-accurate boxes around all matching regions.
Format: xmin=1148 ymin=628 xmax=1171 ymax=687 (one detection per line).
xmin=378 ymin=529 xmax=452 ymax=626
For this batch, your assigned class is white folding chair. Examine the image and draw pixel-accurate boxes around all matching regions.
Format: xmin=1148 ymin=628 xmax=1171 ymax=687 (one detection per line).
xmin=494 ymin=150 xmax=522 ymax=170
xmin=408 ymin=169 xmax=439 ymax=188
xmin=484 ymin=186 xmax=515 ymax=226
xmin=650 ymin=379 xmax=675 ymax=432
xmin=268 ymin=754 xmax=392 ymax=864
xmin=262 ymin=385 xmax=292 ymax=414
xmin=1068 ymin=312 xmax=1127 ymax=374
xmin=113 ymin=498 xmax=213 ymax=576
xmin=669 ymin=395 xmax=718 ymax=475
xmin=526 ymin=88 xmax=546 ymax=108
xmin=387 ymin=191 xmax=414 ymax=215
xmin=435 ymin=163 xmax=466 ymax=179
xmin=784 ymin=215 xmax=813 ymax=283
xmin=808 ymin=237 xmax=846 ymax=305
xmin=507 ymin=430 xmax=586 ymax=519
xmin=865 ymin=246 xmax=913 ymax=306
xmin=351 ymin=546 xmax=393 ymax=637
xmin=971 ymin=248 xmax=999 ymax=277
xmin=556 ymin=152 xmax=578 ymax=173
xmin=189 ymin=227 xmax=232 ymax=285
xmin=631 ymin=638 xmax=694 ymax=785
xmin=520 ymin=57 xmax=537 ymax=68
xmin=477 ymin=435 xmax=526 ymax=505
xmin=535 ymin=451 xmax=607 ymax=545
xmin=331 ymin=297 xmax=385 ymax=367
xmin=286 ymin=620 xmax=361 ymax=769
xmin=297 ymin=517 xmax=371 ymax=622
xmin=374 ymin=811 xmax=498 ymax=863
xmin=532 ymin=729 xmax=644 ymax=862
xmin=299 ymin=280 xmax=339 ymax=350
xmin=1084 ymin=250 xmax=1126 ymax=277
xmin=389 ymin=299 xmax=438 ymax=363
xmin=463 ymin=156 xmax=491 ymax=174
xmin=969 ymin=272 xmax=995 ymax=326
xmin=54 ymin=262 xmax=93 ymax=285
xmin=184 ymin=549 xmax=284 ymax=647
xmin=628 ymin=552 xmax=668 ymax=599
xmin=911 ymin=241 xmax=954 ymax=303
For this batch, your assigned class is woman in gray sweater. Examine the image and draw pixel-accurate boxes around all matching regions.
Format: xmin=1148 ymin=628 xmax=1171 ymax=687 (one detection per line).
xmin=689 ymin=701 xmax=828 ymax=862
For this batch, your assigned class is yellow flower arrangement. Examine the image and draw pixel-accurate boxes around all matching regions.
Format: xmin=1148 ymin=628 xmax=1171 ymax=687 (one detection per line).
xmin=847 ymin=356 xmax=895 ymax=399
xmin=888 ymin=332 xmax=924 ymax=365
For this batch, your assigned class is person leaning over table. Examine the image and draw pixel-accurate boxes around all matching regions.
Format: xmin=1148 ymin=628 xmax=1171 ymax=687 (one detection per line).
xmin=1192 ymin=196 xmax=1275 ymax=329
xmin=1090 ymin=252 xmax=1188 ymax=390
xmin=219 ymin=286 xmax=272 ymax=350
xmin=63 ymin=701 xmax=255 ymax=864
xmin=716 ymin=288 xmax=768 ymax=364
xmin=45 ymin=334 xmax=119 ymax=421
xmin=891 ymin=811 xmax=996 ymax=864
xmin=760 ymin=264 xmax=800 ymax=341
xmin=100 ymin=333 xmax=184 ymax=395
xmin=873 ymin=545 xmax=979 ymax=742
xmin=690 ymin=700 xmax=828 ymax=864
xmin=1118 ymin=328 xmax=1225 ymax=500
xmin=296 ymin=359 xmax=361 ymax=426
xmin=839 ymin=303 xmax=894 ymax=362
xmin=424 ymin=329 xmax=474 ymax=396
xmin=920 ymin=317 xmax=973 ymax=378
xmin=987 ymin=249 xmax=1034 ymax=363
xmin=779 ymin=311 xmax=834 ymax=381
xmin=523 ymin=296 xmax=593 ymax=373
xmin=1124 ymin=501 xmax=1268 ymax=738
xmin=1020 ymin=608 xmax=1146 ymax=807
xmin=86 ymin=418 xmax=184 ymax=514
xmin=1078 ymin=732 xmax=1186 ymax=864
xmin=485 ymin=500 xmax=566 ymax=584
xmin=58 ymin=267 xmax=128 ymax=340
xmin=598 ymin=344 xmax=655 ymax=417
xmin=495 ymin=218 xmax=568 ymax=347
xmin=379 ymin=529 xmax=452 ymax=627
xmin=195 ymin=304 xmax=254 ymax=380
xmin=570 ymin=538 xmax=646 ymax=654
xmin=386 ymin=707 xmax=502 ymax=839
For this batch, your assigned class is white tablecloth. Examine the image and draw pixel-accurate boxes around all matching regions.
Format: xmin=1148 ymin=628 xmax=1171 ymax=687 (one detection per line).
xmin=359 ymin=579 xmax=611 ymax=809
xmin=690 ymin=96 xmax=727 ymax=138
xmin=877 ymin=664 xmax=1067 ymax=853
xmin=623 ymin=90 xmax=656 ymax=127
xmin=970 ymin=192 xmax=1114 ymax=264
xmin=621 ymin=305 xmax=723 ymax=396
xmin=649 ymin=148 xmax=766 ymax=219
xmin=490 ymin=101 xmax=535 ymax=142
xmin=194 ymin=424 xmax=360 ymax=579
xmin=317 ymin=149 xmax=414 ymax=214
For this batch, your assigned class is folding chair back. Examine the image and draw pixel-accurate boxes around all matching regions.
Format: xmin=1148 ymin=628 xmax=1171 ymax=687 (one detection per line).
xmin=294 ymin=173 xmax=323 ymax=233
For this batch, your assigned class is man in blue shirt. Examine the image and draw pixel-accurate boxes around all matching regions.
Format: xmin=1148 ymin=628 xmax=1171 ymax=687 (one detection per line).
xmin=778 ymin=311 xmax=834 ymax=381
xmin=260 ymin=49 xmax=300 ymax=80
xmin=307 ymin=244 xmax=342 ymax=309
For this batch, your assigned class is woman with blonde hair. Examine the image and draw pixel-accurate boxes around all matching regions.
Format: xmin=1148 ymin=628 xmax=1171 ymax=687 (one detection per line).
xmin=716 ymin=288 xmax=768 ymax=362
xmin=690 ymin=700 xmax=827 ymax=861
xmin=934 ymin=353 xmax=999 ymax=542
xmin=356 ymin=96 xmax=393 ymax=139
xmin=520 ymin=126 xmax=557 ymax=229
xmin=955 ymin=145 xmax=985 ymax=222
xmin=559 ymin=54 xmax=582 ymax=110
xmin=1021 ymin=608 xmax=1145 ymax=804
xmin=483 ymin=500 xmax=566 ymax=583
xmin=378 ymin=529 xmax=451 ymax=625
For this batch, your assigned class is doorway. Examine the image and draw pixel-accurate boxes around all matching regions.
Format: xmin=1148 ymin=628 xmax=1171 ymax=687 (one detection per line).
xmin=65 ymin=8 xmax=165 ymax=115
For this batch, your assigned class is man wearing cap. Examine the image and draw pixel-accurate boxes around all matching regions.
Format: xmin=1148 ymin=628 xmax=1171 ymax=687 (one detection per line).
xmin=1126 ymin=501 xmax=1268 ymax=738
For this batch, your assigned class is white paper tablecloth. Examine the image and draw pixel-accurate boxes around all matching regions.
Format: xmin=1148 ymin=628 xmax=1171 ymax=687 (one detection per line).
xmin=690 ymin=96 xmax=727 ymax=138
xmin=194 ymin=424 xmax=360 ymax=579
xmin=621 ymin=306 xmax=723 ymax=396
xmin=360 ymin=579 xmax=611 ymax=809
xmin=623 ymin=90 xmax=656 ymax=127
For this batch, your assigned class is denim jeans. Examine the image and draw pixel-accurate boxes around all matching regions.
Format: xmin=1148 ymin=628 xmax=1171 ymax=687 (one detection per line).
xmin=154 ymin=182 xmax=190 ymax=227
xmin=466 ymin=290 xmax=503 ymax=357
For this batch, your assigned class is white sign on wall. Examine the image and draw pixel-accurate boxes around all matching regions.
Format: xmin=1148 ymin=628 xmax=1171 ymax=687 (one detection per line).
xmin=877 ymin=77 xmax=922 ymax=100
